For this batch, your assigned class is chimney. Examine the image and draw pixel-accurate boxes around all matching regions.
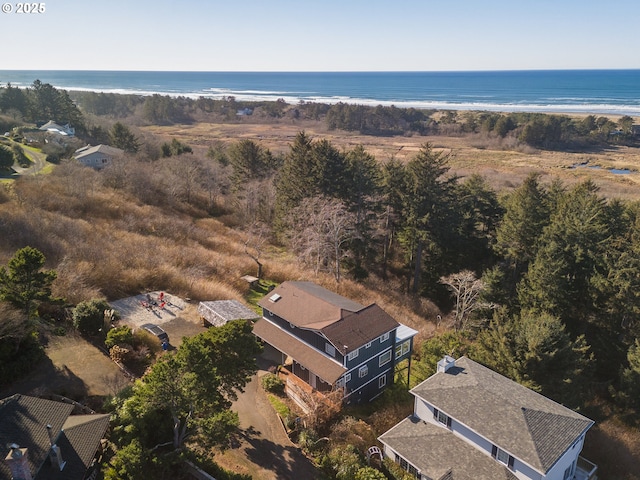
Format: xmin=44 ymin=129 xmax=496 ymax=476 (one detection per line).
xmin=4 ymin=445 xmax=33 ymax=480
xmin=437 ymin=355 xmax=456 ymax=373
xmin=46 ymin=424 xmax=66 ymax=472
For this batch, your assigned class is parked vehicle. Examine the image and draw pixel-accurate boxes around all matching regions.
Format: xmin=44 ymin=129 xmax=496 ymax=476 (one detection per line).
xmin=140 ymin=323 xmax=169 ymax=344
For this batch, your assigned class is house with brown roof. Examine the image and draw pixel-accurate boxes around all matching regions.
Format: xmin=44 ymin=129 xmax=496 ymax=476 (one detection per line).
xmin=0 ymin=394 xmax=109 ymax=480
xmin=254 ymin=281 xmax=417 ymax=405
xmin=378 ymin=356 xmax=598 ymax=480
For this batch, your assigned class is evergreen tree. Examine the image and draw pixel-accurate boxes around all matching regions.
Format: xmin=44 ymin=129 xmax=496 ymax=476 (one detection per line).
xmin=110 ymin=122 xmax=140 ymax=153
xmin=0 ymin=83 xmax=28 ymax=116
xmin=274 ymin=131 xmax=318 ymax=232
xmin=399 ymin=143 xmax=456 ymax=294
xmin=494 ymin=173 xmax=550 ymax=293
xmin=518 ymin=180 xmax=609 ymax=326
xmin=128 ymin=320 xmax=261 ymax=450
xmin=474 ymin=310 xmax=592 ymax=406
xmin=312 ymin=139 xmax=350 ymax=200
xmin=227 ymin=139 xmax=274 ymax=190
xmin=0 ymin=246 xmax=56 ymax=318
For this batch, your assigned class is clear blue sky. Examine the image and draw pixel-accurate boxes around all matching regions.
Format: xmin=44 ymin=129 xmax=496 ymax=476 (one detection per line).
xmin=1 ymin=0 xmax=639 ymax=71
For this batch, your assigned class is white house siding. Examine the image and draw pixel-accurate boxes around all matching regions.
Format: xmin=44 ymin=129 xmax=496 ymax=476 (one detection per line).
xmin=414 ymin=398 xmax=545 ymax=480
xmin=77 ymin=152 xmax=112 ymax=168
xmin=542 ymin=434 xmax=584 ymax=480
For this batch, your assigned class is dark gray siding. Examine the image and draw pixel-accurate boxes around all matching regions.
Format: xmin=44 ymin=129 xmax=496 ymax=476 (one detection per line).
xmin=262 ymin=307 xmax=345 ymax=363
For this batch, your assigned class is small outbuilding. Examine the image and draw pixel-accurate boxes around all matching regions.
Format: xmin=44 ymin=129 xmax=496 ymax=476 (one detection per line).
xmin=198 ymin=300 xmax=260 ymax=327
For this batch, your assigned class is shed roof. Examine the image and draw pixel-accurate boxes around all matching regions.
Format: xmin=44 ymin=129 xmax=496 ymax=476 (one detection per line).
xmin=198 ymin=300 xmax=259 ymax=325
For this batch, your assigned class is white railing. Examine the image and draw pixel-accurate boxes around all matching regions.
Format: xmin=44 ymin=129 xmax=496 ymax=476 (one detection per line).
xmin=575 ymin=456 xmax=597 ymax=480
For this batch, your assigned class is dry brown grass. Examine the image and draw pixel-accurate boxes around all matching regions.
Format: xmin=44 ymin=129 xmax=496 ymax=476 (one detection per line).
xmin=145 ymin=120 xmax=640 ymax=201
xmin=582 ymin=416 xmax=640 ymax=480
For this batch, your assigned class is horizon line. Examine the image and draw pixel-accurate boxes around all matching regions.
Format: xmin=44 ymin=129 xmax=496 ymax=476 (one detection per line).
xmin=2 ymin=68 xmax=640 ymax=74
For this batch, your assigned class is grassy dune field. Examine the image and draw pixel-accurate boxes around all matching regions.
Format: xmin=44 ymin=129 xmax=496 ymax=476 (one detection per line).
xmin=144 ymin=119 xmax=640 ymax=200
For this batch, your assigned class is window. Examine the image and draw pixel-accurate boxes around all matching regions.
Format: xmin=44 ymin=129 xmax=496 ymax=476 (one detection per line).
xmin=433 ymin=408 xmax=452 ymax=428
xmin=325 ymin=343 xmax=336 ymax=356
xmin=563 ymin=466 xmax=572 ymax=480
xmin=492 ymin=446 xmax=514 ymax=469
xmin=347 ymin=349 xmax=359 ymax=361
xmin=395 ymin=340 xmax=410 ymax=358
xmin=380 ymin=332 xmax=389 ymax=343
xmin=496 ymin=448 xmax=509 ymax=465
xmin=359 ymin=365 xmax=368 ymax=378
xmin=379 ymin=350 xmax=392 ymax=367
xmin=365 ymin=342 xmax=372 ymax=349
xmin=378 ymin=374 xmax=387 ymax=388
xmin=344 ymin=372 xmax=351 ymax=382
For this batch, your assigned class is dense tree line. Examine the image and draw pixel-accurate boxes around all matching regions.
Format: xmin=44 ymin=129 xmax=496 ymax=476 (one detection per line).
xmin=0 ymin=81 xmax=84 ymax=129
xmin=267 ymin=133 xmax=640 ymax=419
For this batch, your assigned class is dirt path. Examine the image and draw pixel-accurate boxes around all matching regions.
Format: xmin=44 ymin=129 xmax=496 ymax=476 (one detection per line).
xmin=214 ymin=358 xmax=322 ymax=479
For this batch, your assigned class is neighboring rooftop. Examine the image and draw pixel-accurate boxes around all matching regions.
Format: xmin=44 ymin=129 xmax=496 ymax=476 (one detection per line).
xmin=0 ymin=395 xmax=109 ymax=480
xmin=73 ymin=144 xmax=123 ymax=160
xmin=198 ymin=300 xmax=260 ymax=327
xmin=410 ymin=356 xmax=593 ymax=474
xmin=379 ymin=415 xmax=519 ymax=480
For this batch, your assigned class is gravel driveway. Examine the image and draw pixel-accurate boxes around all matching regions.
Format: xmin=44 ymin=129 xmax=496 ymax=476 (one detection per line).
xmin=215 ymin=356 xmax=322 ymax=479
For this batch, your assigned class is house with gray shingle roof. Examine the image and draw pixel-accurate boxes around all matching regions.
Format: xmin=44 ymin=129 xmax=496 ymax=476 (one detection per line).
xmin=0 ymin=394 xmax=109 ymax=480
xmin=254 ymin=281 xmax=417 ymax=405
xmin=378 ymin=356 xmax=598 ymax=480
xmin=73 ymin=144 xmax=123 ymax=169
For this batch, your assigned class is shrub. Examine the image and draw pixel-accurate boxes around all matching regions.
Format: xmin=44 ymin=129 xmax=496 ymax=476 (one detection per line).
xmin=326 ymin=444 xmax=364 ymax=480
xmin=73 ymin=298 xmax=111 ymax=335
xmin=133 ymin=328 xmax=162 ymax=356
xmin=261 ymin=372 xmax=284 ymax=393
xmin=383 ymin=457 xmax=414 ymax=480
xmin=106 ymin=326 xmax=134 ymax=349
xmin=355 ymin=466 xmax=386 ymax=480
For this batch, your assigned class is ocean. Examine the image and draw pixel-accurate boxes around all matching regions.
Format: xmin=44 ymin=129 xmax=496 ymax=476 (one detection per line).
xmin=1 ymin=70 xmax=640 ymax=116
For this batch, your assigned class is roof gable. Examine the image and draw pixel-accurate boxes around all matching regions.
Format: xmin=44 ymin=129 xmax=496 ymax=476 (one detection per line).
xmin=0 ymin=395 xmax=73 ymax=480
xmin=0 ymin=396 xmax=109 ymax=480
xmin=321 ymin=304 xmax=399 ymax=353
xmin=410 ymin=357 xmax=593 ymax=474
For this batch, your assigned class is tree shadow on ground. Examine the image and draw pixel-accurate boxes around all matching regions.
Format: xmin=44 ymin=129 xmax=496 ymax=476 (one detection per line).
xmin=0 ymin=355 xmax=89 ymax=401
xmin=582 ymin=420 xmax=640 ymax=480
xmin=240 ymin=427 xmax=321 ymax=480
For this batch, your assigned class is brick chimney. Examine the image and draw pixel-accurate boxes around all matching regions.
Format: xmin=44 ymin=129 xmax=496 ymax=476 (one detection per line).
xmin=4 ymin=445 xmax=33 ymax=480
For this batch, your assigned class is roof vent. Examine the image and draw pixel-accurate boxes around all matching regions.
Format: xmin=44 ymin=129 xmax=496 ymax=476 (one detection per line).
xmin=437 ymin=355 xmax=456 ymax=373
xmin=269 ymin=293 xmax=282 ymax=303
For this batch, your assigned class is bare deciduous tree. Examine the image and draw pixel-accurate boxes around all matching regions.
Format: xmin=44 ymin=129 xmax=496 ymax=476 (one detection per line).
xmin=440 ymin=270 xmax=491 ymax=331
xmin=287 ymin=197 xmax=356 ymax=282
xmin=243 ymin=223 xmax=267 ymax=280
